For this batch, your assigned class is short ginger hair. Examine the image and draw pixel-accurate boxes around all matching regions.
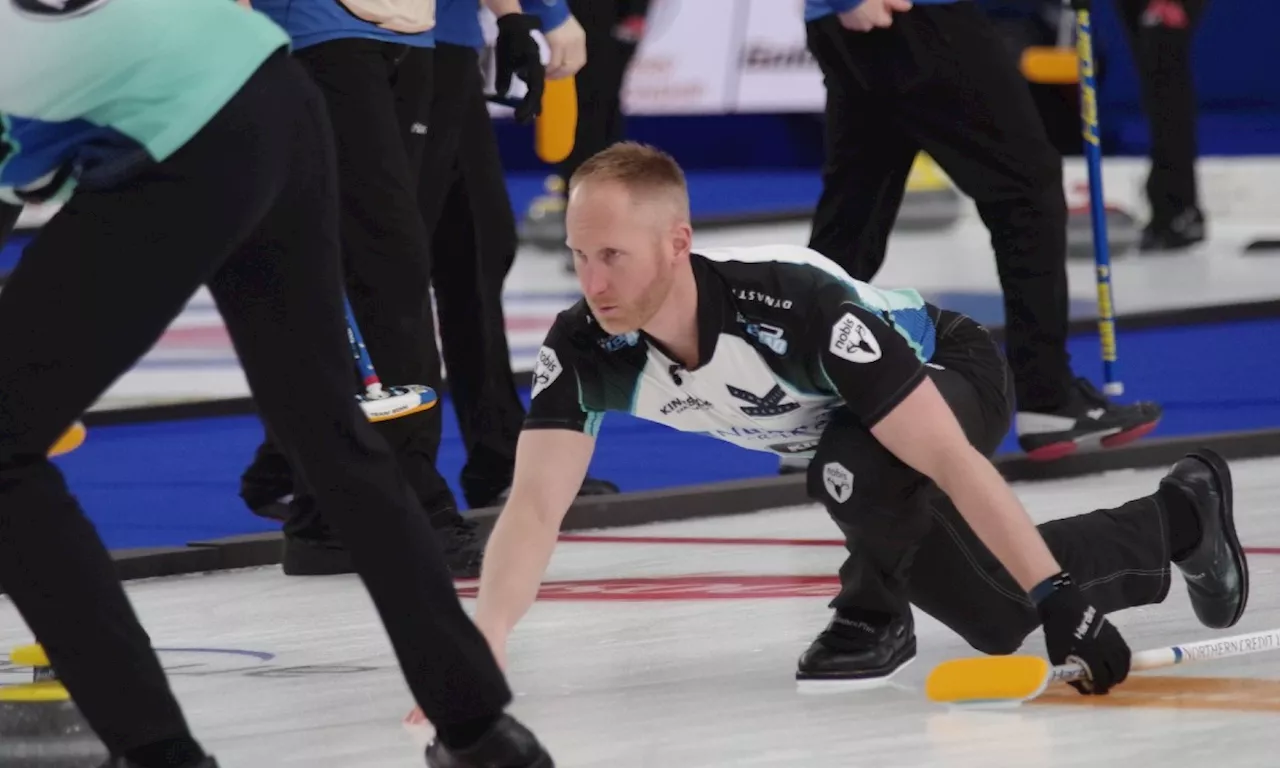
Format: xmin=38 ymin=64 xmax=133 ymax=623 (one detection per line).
xmin=568 ymin=141 xmax=691 ymax=222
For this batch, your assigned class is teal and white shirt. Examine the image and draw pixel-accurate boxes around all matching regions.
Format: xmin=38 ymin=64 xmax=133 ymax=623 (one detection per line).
xmin=0 ymin=0 xmax=290 ymax=205
xmin=525 ymin=245 xmax=943 ymax=458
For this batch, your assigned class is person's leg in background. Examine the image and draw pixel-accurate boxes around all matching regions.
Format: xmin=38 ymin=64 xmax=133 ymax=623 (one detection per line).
xmin=805 ymin=6 xmax=1161 ymax=463
xmin=242 ymin=39 xmax=470 ymax=576
xmin=520 ymin=0 xmax=646 ymax=253
xmin=1117 ymin=0 xmax=1209 ymax=251
xmin=427 ymin=42 xmax=618 ymax=509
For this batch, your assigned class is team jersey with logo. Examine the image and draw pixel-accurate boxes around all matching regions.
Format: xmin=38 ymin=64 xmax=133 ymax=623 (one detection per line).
xmin=524 ymin=245 xmax=943 ymax=458
xmin=0 ymin=0 xmax=290 ymax=205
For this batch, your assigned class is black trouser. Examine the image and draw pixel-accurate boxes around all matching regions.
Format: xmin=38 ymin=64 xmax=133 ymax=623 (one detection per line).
xmin=806 ymin=309 xmax=1171 ymax=654
xmin=805 ymin=5 xmax=1072 ymax=412
xmin=413 ymin=43 xmax=527 ymax=508
xmin=0 ymin=201 xmax=19 ymax=244
xmin=245 ymin=40 xmax=458 ymax=535
xmin=0 ymin=52 xmax=508 ymax=757
xmin=1117 ymin=0 xmax=1206 ymax=222
xmin=556 ymin=0 xmax=643 ymax=183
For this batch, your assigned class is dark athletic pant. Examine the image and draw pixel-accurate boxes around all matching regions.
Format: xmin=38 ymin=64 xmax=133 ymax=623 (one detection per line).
xmin=412 ymin=43 xmax=528 ymax=508
xmin=0 ymin=52 xmax=508 ymax=755
xmin=0 ymin=201 xmax=19 ymax=245
xmin=245 ymin=39 xmax=458 ymax=537
xmin=806 ymin=309 xmax=1172 ymax=654
xmin=1116 ymin=0 xmax=1207 ymax=223
xmin=555 ymin=0 xmax=644 ymax=184
xmin=805 ymin=4 xmax=1073 ymax=412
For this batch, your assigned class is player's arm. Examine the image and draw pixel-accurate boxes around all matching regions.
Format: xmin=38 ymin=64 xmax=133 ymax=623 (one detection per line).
xmin=472 ymin=337 xmax=601 ymax=665
xmin=813 ymin=296 xmax=1061 ymax=590
xmin=473 ymin=427 xmax=594 ymax=665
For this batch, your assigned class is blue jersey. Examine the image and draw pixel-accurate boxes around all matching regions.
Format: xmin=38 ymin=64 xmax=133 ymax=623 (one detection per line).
xmin=435 ymin=0 xmax=570 ymax=49
xmin=0 ymin=0 xmax=288 ymax=205
xmin=251 ymin=0 xmax=435 ymax=51
xmin=805 ymin=0 xmax=963 ymax=22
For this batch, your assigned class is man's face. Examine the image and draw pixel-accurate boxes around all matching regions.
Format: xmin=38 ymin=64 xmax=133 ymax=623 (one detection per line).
xmin=566 ymin=180 xmax=681 ymax=335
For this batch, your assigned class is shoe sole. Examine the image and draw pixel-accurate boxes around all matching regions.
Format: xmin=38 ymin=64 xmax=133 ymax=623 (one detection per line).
xmin=1023 ymin=419 xmax=1160 ymax=462
xmin=1187 ymin=447 xmax=1249 ymax=628
xmin=794 ymin=640 xmax=917 ymax=694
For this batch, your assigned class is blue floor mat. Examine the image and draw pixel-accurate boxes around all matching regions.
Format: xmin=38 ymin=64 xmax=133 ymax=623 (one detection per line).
xmin=47 ymin=316 xmax=1280 ymax=551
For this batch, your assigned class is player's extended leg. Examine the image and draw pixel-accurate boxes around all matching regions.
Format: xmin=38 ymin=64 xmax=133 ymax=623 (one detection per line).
xmin=0 ymin=49 xmax=328 ymax=768
xmin=893 ymin=2 xmax=1161 ymax=458
xmin=204 ymin=54 xmax=549 ymax=766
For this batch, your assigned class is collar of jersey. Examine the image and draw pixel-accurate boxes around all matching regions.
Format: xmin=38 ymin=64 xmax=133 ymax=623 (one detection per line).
xmin=638 ymin=252 xmax=734 ymax=372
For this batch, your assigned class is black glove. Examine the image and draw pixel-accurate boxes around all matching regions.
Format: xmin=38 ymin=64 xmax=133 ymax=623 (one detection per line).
xmin=494 ymin=13 xmax=545 ymax=124
xmin=1035 ymin=572 xmax=1131 ymax=695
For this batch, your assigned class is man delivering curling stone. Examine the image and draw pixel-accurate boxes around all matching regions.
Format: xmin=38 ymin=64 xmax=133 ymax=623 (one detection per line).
xmin=465 ymin=142 xmax=1249 ymax=693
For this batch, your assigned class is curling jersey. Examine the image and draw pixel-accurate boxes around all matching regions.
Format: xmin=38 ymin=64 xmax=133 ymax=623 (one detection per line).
xmin=524 ymin=245 xmax=943 ymax=458
xmin=0 ymin=0 xmax=289 ymax=205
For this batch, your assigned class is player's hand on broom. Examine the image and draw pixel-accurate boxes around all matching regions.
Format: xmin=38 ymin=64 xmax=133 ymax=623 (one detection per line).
xmin=1035 ymin=573 xmax=1132 ymax=694
xmin=838 ymin=0 xmax=914 ymax=32
xmin=544 ymin=14 xmax=587 ymax=81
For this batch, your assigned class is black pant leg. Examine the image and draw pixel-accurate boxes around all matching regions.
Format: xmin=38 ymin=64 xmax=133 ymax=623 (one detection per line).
xmin=892 ymin=3 xmax=1073 ymax=411
xmin=207 ymin=59 xmax=511 ymax=725
xmin=803 ymin=17 xmax=922 ymax=281
xmin=430 ymin=45 xmax=528 ymax=506
xmin=0 ymin=201 xmax=20 ymax=245
xmin=290 ymin=40 xmax=457 ymax=527
xmin=809 ymin=312 xmax=1171 ymax=653
xmin=559 ymin=0 xmax=639 ymax=182
xmin=1117 ymin=0 xmax=1206 ymax=221
xmin=0 ymin=50 xmax=308 ymax=757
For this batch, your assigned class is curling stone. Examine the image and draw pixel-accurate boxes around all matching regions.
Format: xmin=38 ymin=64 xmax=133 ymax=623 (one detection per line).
xmin=518 ymin=175 xmax=568 ymax=253
xmin=896 ymin=153 xmax=963 ymax=233
xmin=0 ymin=644 xmax=109 ymax=767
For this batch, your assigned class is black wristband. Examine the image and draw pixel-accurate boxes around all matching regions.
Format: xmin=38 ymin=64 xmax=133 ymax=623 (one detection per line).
xmin=1030 ymin=571 xmax=1074 ymax=607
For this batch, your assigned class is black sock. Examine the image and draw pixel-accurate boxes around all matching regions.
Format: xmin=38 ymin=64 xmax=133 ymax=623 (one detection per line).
xmin=1158 ymin=482 xmax=1202 ymax=560
xmin=435 ymin=714 xmax=501 ymax=751
xmin=122 ymin=737 xmax=205 ymax=768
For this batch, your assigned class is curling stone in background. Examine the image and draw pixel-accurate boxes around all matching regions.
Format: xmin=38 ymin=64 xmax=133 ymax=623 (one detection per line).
xmin=1065 ymin=180 xmax=1139 ymax=260
xmin=0 ymin=644 xmax=109 ymax=768
xmin=519 ymin=175 xmax=569 ymax=253
xmin=895 ymin=152 xmax=963 ymax=233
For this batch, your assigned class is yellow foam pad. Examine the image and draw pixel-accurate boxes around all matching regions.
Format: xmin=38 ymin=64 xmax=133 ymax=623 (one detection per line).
xmin=536 ymin=76 xmax=578 ymax=165
xmin=925 ymin=655 xmax=1052 ymax=705
xmin=49 ymin=421 xmax=86 ymax=458
xmin=0 ymin=682 xmax=69 ymax=702
xmin=1021 ymin=48 xmax=1079 ymax=84
xmin=11 ymin=644 xmax=50 ymax=668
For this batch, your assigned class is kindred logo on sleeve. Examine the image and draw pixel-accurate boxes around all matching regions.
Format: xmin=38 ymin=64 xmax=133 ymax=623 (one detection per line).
xmin=829 ymin=313 xmax=882 ymax=364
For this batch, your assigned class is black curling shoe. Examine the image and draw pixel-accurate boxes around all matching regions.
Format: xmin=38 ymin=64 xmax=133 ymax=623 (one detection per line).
xmin=1161 ymin=448 xmax=1249 ymax=629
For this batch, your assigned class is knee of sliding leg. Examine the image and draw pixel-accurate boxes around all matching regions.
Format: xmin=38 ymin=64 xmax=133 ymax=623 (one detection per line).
xmin=962 ymin=623 xmax=1030 ymax=656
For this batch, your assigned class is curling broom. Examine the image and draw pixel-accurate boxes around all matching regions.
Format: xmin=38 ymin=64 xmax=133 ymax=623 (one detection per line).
xmin=1073 ymin=0 xmax=1124 ymax=396
xmin=1020 ymin=3 xmax=1078 ymax=85
xmin=343 ymin=297 xmax=437 ymax=422
xmin=926 ymin=626 xmax=1280 ymax=706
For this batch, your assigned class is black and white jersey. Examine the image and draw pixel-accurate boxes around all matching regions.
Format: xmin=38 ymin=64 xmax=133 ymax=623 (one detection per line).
xmin=524 ymin=245 xmax=943 ymax=458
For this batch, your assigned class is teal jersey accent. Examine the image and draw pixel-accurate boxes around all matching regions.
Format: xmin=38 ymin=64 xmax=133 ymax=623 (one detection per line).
xmin=0 ymin=0 xmax=290 ymax=202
